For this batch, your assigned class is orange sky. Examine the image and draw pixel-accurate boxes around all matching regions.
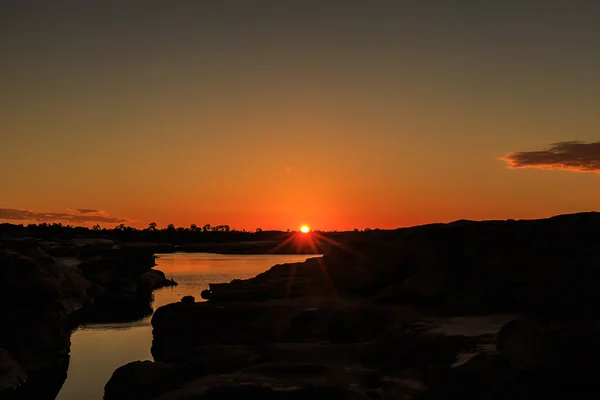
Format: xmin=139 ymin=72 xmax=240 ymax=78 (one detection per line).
xmin=1 ymin=1 xmax=599 ymax=231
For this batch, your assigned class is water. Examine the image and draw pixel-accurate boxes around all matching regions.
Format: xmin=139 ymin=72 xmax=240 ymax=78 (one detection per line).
xmin=57 ymin=252 xmax=320 ymax=400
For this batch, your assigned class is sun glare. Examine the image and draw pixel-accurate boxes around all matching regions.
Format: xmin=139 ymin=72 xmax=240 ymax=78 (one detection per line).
xmin=300 ymin=225 xmax=310 ymax=233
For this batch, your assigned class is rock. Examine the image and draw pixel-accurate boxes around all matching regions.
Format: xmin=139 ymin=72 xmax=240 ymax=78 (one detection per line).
xmin=497 ymin=316 xmax=600 ymax=372
xmin=198 ymin=385 xmax=368 ymax=400
xmin=138 ymin=269 xmax=177 ymax=294
xmin=421 ymin=352 xmax=509 ymax=399
xmin=0 ymin=349 xmax=27 ymax=392
xmin=57 ymin=263 xmax=92 ymax=314
xmin=106 ymin=344 xmax=260 ymax=396
xmin=0 ymin=250 xmax=63 ymax=305
xmin=151 ymin=301 xmax=394 ymax=360
xmin=0 ymin=249 xmax=72 ymax=371
xmin=360 ymin=325 xmax=477 ymax=373
xmin=104 ymin=361 xmax=190 ymax=400
xmin=0 ymin=239 xmax=48 ymax=259
xmin=181 ymin=296 xmax=195 ymax=303
xmin=0 ymin=237 xmax=170 ymax=393
xmin=75 ymin=246 xmax=174 ymax=321
xmin=493 ymin=316 xmax=600 ymax=396
xmin=495 ymin=317 xmax=548 ymax=371
xmin=70 ymin=238 xmax=116 ymax=249
xmin=11 ymin=212 xmax=600 ymax=398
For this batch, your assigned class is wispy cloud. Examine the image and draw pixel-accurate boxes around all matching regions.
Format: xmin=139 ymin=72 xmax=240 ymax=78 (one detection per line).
xmin=73 ymin=208 xmax=101 ymax=214
xmin=0 ymin=208 xmax=133 ymax=225
xmin=501 ymin=141 xmax=600 ymax=173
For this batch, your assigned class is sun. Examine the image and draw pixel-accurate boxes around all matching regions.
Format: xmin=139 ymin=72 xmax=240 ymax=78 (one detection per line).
xmin=300 ymin=225 xmax=310 ymax=233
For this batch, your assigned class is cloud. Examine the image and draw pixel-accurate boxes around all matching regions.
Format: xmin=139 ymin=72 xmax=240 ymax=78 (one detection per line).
xmin=0 ymin=208 xmax=133 ymax=225
xmin=501 ymin=141 xmax=600 ymax=173
xmin=73 ymin=208 xmax=101 ymax=214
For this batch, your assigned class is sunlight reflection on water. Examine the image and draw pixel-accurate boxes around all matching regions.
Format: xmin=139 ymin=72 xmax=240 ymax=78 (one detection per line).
xmin=57 ymin=252 xmax=320 ymax=400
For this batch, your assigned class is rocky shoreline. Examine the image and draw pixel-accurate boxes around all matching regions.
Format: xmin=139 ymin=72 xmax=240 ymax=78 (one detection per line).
xmin=0 ymin=237 xmax=176 ymax=399
xmin=104 ymin=212 xmax=600 ymax=399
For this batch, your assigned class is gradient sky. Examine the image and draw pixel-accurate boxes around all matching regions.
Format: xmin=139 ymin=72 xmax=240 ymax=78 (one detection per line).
xmin=1 ymin=0 xmax=599 ymax=231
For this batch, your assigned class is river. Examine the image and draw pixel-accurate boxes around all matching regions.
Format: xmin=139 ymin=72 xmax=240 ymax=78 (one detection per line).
xmin=56 ymin=252 xmax=320 ymax=400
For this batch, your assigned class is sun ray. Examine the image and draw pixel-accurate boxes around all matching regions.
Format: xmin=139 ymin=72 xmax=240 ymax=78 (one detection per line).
xmin=268 ymin=233 xmax=298 ymax=254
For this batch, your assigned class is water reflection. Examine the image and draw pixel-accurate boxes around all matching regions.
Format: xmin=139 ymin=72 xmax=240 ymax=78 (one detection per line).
xmin=57 ymin=252 xmax=319 ymax=400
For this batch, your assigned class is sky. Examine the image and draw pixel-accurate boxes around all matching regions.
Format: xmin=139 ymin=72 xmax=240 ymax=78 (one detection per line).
xmin=1 ymin=0 xmax=599 ymax=231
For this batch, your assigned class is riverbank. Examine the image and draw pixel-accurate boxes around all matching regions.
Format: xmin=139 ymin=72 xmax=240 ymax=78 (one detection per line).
xmin=57 ymin=253 xmax=320 ymax=399
xmin=0 ymin=237 xmax=176 ymax=399
xmin=106 ymin=212 xmax=600 ymax=399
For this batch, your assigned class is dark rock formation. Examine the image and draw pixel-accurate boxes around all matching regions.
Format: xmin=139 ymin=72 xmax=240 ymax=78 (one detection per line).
xmin=138 ymin=270 xmax=177 ymax=294
xmin=0 ymin=237 xmax=175 ymax=395
xmin=151 ymin=300 xmax=397 ymax=359
xmin=104 ymin=361 xmax=192 ymax=400
xmin=180 ymin=295 xmax=195 ymax=303
xmin=203 ymin=212 xmax=600 ymax=316
xmin=0 ymin=349 xmax=26 ymax=393
xmin=496 ymin=316 xmax=600 ymax=386
xmin=104 ymin=212 xmax=600 ymax=399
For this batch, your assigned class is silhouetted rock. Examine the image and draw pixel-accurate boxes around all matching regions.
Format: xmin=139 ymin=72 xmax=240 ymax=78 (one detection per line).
xmin=201 ymin=212 xmax=600 ymax=317
xmin=0 ymin=237 xmax=175 ymax=395
xmin=497 ymin=316 xmax=600 ymax=374
xmin=151 ymin=300 xmax=396 ymax=359
xmin=138 ymin=269 xmax=177 ymax=294
xmin=102 ymin=212 xmax=600 ymax=398
xmin=0 ymin=349 xmax=26 ymax=392
xmin=198 ymin=385 xmax=369 ymax=400
xmin=104 ymin=361 xmax=189 ymax=400
xmin=421 ymin=353 xmax=510 ymax=399
xmin=181 ymin=295 xmax=195 ymax=303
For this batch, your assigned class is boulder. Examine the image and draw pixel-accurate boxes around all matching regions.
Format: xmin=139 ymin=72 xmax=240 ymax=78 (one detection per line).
xmin=494 ymin=316 xmax=600 ymax=396
xmin=422 ymin=353 xmax=509 ymax=399
xmin=181 ymin=296 xmax=195 ymax=303
xmin=198 ymin=385 xmax=368 ymax=400
xmin=0 ymin=239 xmax=169 ymax=377
xmin=0 ymin=239 xmax=48 ymax=259
xmin=0 ymin=349 xmax=27 ymax=392
xmin=496 ymin=316 xmax=600 ymax=372
xmin=104 ymin=361 xmax=190 ymax=400
xmin=137 ymin=269 xmax=177 ymax=294
xmin=0 ymin=250 xmax=63 ymax=305
xmin=56 ymin=263 xmax=92 ymax=314
xmin=151 ymin=301 xmax=394 ymax=360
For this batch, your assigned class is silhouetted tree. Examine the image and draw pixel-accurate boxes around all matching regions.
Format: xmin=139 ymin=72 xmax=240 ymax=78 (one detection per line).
xmin=212 ymin=225 xmax=230 ymax=232
xmin=190 ymin=223 xmax=199 ymax=232
xmin=202 ymin=224 xmax=211 ymax=232
xmin=147 ymin=222 xmax=157 ymax=231
xmin=256 ymin=228 xmax=263 ymax=233
xmin=92 ymin=224 xmax=101 ymax=231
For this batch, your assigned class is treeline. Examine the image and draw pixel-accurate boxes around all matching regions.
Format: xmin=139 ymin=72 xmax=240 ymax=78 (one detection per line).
xmin=0 ymin=221 xmax=299 ymax=244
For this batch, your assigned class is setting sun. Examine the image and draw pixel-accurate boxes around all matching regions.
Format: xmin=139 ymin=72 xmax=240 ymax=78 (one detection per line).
xmin=300 ymin=225 xmax=310 ymax=233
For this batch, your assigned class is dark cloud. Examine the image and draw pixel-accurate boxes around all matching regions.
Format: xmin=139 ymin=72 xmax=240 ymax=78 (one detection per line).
xmin=0 ymin=208 xmax=132 ymax=225
xmin=74 ymin=208 xmax=101 ymax=214
xmin=501 ymin=141 xmax=600 ymax=173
